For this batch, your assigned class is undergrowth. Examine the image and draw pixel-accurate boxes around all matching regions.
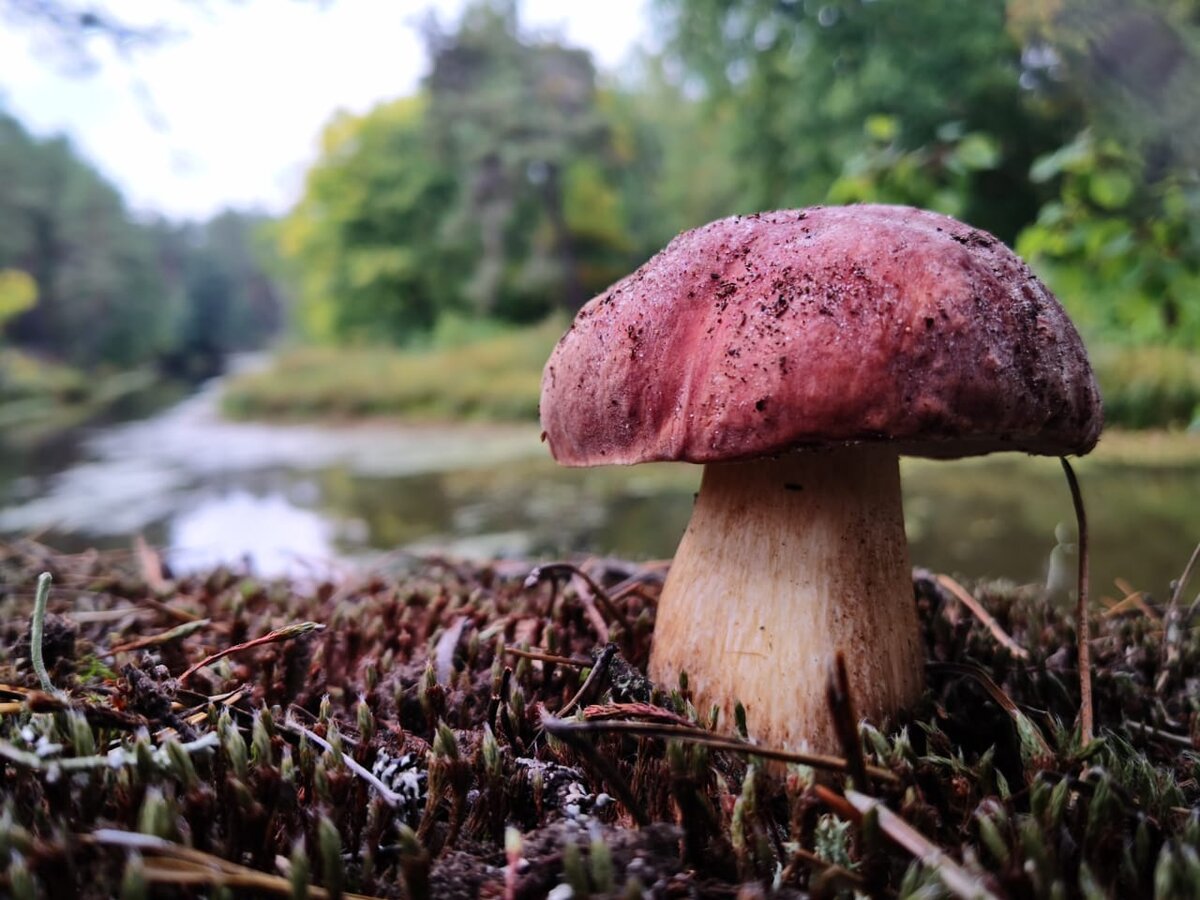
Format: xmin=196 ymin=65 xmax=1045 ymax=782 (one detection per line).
xmin=220 ymin=319 xmax=562 ymax=423
xmin=1 ymin=542 xmax=1199 ymax=898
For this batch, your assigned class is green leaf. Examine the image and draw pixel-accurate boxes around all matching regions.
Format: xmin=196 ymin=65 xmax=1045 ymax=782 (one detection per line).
xmin=954 ymin=133 xmax=1000 ymax=171
xmin=1088 ymin=170 xmax=1135 ymax=210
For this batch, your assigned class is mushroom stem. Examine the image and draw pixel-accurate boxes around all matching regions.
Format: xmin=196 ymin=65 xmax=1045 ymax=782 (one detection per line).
xmin=648 ymin=446 xmax=923 ymax=753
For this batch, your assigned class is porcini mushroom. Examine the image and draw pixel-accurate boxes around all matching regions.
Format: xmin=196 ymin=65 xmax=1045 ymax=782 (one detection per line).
xmin=539 ymin=205 xmax=1102 ymax=753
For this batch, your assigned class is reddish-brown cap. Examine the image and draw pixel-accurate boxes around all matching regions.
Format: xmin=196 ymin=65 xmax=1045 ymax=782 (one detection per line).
xmin=540 ymin=205 xmax=1103 ymax=465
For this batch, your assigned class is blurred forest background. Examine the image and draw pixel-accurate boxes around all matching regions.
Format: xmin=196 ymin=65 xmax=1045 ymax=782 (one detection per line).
xmin=3 ymin=0 xmax=1200 ymax=432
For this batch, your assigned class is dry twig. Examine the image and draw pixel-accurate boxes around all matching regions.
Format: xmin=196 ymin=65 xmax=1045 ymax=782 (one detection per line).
xmin=826 ymin=651 xmax=868 ymax=789
xmin=540 ymin=713 xmax=898 ymax=783
xmin=555 ymin=643 xmax=616 ymax=718
xmin=178 ymin=621 xmax=324 ymax=685
xmin=936 ymin=573 xmax=1029 ymax=659
xmin=503 ymin=645 xmax=588 ymax=668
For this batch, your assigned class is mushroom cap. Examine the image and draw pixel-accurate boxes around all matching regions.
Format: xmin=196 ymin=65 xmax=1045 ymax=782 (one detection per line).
xmin=540 ymin=204 xmax=1103 ymax=466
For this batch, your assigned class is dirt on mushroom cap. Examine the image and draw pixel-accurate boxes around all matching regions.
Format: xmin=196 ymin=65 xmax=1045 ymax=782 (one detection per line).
xmin=540 ymin=205 xmax=1103 ymax=467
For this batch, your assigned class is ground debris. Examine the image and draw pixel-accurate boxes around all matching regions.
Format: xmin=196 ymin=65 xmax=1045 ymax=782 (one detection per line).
xmin=1 ymin=544 xmax=1199 ymax=898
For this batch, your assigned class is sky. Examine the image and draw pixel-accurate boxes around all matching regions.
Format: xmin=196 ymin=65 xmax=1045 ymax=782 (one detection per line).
xmin=0 ymin=0 xmax=651 ymax=220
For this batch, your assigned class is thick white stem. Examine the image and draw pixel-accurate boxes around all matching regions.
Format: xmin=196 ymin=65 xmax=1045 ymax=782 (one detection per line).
xmin=648 ymin=447 xmax=923 ymax=753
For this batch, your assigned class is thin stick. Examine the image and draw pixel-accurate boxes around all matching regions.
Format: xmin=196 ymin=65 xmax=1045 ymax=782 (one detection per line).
xmin=1060 ymin=457 xmax=1093 ymax=745
xmin=842 ymin=790 xmax=1001 ymax=900
xmin=935 ymin=574 xmax=1029 ymax=659
xmin=555 ymin=644 xmax=616 ymax=718
xmin=540 ymin=714 xmax=898 ymax=783
xmin=30 ymin=572 xmax=56 ymax=694
xmin=107 ymin=619 xmax=211 ymax=655
xmin=178 ymin=621 xmax=324 ymax=685
xmin=1173 ymin=541 xmax=1200 ymax=612
xmin=280 ymin=718 xmax=408 ymax=809
xmin=525 ymin=563 xmax=631 ymax=634
xmin=1102 ymin=589 xmax=1160 ymax=622
xmin=503 ymin=645 xmax=588 ymax=668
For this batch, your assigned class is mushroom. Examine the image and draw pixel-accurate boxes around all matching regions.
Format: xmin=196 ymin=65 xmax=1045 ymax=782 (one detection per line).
xmin=539 ymin=205 xmax=1102 ymax=753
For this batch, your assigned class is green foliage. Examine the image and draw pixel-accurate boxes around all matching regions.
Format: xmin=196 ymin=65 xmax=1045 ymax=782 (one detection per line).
xmin=1018 ymin=131 xmax=1200 ymax=346
xmin=0 ymin=269 xmax=37 ymax=328
xmin=279 ymin=96 xmax=461 ymax=345
xmin=654 ymin=0 xmax=1078 ymax=240
xmin=281 ymin=2 xmax=672 ymax=344
xmin=827 ymin=117 xmax=1003 ymax=218
xmin=0 ymin=348 xmax=88 ymax=403
xmin=424 ymin=1 xmax=610 ymax=315
xmin=0 ymin=108 xmax=285 ymax=379
xmin=0 ymin=112 xmax=172 ymax=367
xmin=597 ymin=64 xmax=742 ymax=244
xmin=171 ymin=212 xmax=286 ymax=376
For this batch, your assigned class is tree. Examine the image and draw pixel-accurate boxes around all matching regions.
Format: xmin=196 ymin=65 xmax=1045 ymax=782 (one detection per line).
xmin=1012 ymin=1 xmax=1200 ymax=346
xmin=0 ymin=106 xmax=286 ymax=373
xmin=152 ymin=211 xmax=287 ymax=378
xmin=0 ymin=110 xmax=174 ymax=367
xmin=278 ymin=97 xmax=462 ymax=344
xmin=279 ymin=2 xmax=647 ymax=341
xmin=422 ymin=0 xmax=613 ymax=315
xmin=652 ymin=0 xmax=1082 ymax=241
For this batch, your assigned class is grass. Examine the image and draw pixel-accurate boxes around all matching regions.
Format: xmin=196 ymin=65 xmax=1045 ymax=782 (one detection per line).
xmin=0 ymin=348 xmax=161 ymax=443
xmin=1091 ymin=344 xmax=1200 ymax=431
xmin=3 ymin=535 xmax=1200 ymax=897
xmin=221 ymin=317 xmax=564 ymax=423
xmin=0 ymin=347 xmax=90 ymax=407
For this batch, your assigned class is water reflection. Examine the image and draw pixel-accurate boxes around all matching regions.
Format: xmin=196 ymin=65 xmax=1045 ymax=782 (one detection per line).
xmin=170 ymin=491 xmax=337 ymax=575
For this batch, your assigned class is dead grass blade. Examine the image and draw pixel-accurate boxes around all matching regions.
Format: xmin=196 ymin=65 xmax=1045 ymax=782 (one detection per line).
xmin=82 ymin=829 xmax=383 ymax=899
xmin=928 ymin=661 xmax=1053 ymax=767
xmin=842 ymin=789 xmax=1001 ymax=900
xmin=936 ymin=573 xmax=1029 ymax=659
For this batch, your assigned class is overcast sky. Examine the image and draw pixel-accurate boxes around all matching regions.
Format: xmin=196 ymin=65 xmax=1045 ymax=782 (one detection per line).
xmin=0 ymin=0 xmax=650 ymax=221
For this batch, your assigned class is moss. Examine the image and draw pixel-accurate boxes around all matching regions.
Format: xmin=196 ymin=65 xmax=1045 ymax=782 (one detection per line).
xmin=1 ymin=541 xmax=1199 ymax=897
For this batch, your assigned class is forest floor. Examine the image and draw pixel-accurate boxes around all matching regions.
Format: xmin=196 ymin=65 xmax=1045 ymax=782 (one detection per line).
xmin=1 ymin=538 xmax=1199 ymax=898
